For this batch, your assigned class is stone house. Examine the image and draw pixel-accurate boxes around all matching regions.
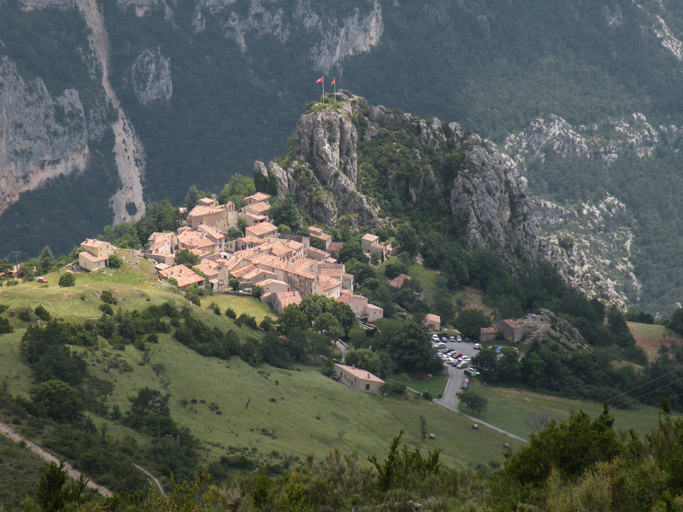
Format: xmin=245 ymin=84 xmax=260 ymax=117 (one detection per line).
xmin=146 ymin=232 xmax=177 ymax=265
xmin=496 ymin=319 xmax=525 ymax=343
xmin=245 ymin=222 xmax=278 ymax=239
xmin=308 ymin=226 xmax=332 ymax=249
xmin=334 ymin=364 xmax=384 ymax=394
xmin=243 ymin=192 xmax=271 ymax=206
xmin=79 ymin=239 xmax=112 ymax=272
xmin=422 ymin=314 xmax=441 ymax=332
xmin=479 ymin=327 xmax=499 ymax=343
xmin=313 ymin=275 xmax=343 ymax=299
xmin=388 ymin=273 xmax=411 ymax=291
xmin=159 ymin=264 xmax=205 ymax=290
xmin=270 ymin=290 xmax=303 ymax=313
xmin=336 ymin=291 xmax=384 ymax=323
xmin=187 ymin=202 xmax=237 ymax=233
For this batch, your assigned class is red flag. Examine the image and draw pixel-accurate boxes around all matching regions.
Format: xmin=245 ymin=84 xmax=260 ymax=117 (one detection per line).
xmin=316 ymin=77 xmax=324 ymax=84
xmin=331 ymin=78 xmax=335 ymax=85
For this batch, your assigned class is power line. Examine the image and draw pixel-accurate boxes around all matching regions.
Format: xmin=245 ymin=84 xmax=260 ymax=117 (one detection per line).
xmin=607 ymin=368 xmax=682 ymax=403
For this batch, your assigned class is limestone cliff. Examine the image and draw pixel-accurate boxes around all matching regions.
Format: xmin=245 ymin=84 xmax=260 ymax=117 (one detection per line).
xmin=255 ymin=91 xmax=544 ymax=264
xmin=131 ymin=48 xmax=172 ymax=106
xmin=0 ymin=57 xmax=89 ymax=216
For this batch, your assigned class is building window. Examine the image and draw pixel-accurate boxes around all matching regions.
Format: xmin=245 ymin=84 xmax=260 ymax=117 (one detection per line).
xmin=365 ymin=384 xmax=370 ymax=390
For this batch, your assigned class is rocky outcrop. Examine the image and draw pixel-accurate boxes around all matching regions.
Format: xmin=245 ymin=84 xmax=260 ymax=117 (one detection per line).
xmin=256 ymin=91 xmax=545 ymax=264
xmin=254 ymin=91 xmax=379 ymax=226
xmin=519 ymin=309 xmax=589 ymax=352
xmin=309 ymin=1 xmax=383 ymax=73
xmin=0 ymin=57 xmax=88 ymax=216
xmin=116 ymin=0 xmax=158 ymax=17
xmin=451 ymin=144 xmax=542 ymax=263
xmin=18 ymin=0 xmax=75 ymax=9
xmin=131 ymin=48 xmax=172 ymax=106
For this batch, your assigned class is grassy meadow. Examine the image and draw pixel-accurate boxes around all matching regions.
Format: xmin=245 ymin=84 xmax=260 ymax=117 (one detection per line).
xmin=461 ymin=381 xmax=673 ymax=439
xmin=0 ymin=253 xmax=522 ymax=479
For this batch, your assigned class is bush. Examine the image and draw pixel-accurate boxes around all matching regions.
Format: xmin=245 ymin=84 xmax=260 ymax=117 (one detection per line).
xmin=237 ymin=314 xmax=258 ymax=330
xmin=99 ymin=303 xmax=114 ymax=316
xmin=225 ymin=308 xmax=236 ymax=319
xmin=422 ymin=391 xmax=433 ymax=401
xmin=108 ymin=253 xmax=123 ymax=269
xmin=17 ymin=308 xmax=35 ymax=323
xmin=100 ymin=290 xmax=118 ymax=305
xmin=58 ymin=273 xmax=76 ymax=287
xmin=34 ymin=305 xmax=51 ymax=322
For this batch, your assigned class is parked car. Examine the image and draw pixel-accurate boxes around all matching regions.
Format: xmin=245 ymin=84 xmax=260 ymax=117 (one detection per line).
xmin=454 ymin=353 xmax=463 ymax=360
xmin=36 ymin=277 xmax=48 ymax=283
xmin=464 ymin=368 xmax=476 ymax=376
xmin=436 ymin=342 xmax=447 ymax=349
xmin=449 ymin=335 xmax=456 ymax=342
xmin=457 ymin=361 xmax=469 ymax=369
xmin=473 ymin=343 xmax=482 ymax=350
xmin=441 ymin=336 xmax=448 ymax=342
xmin=461 ymin=379 xmax=469 ymax=390
xmin=456 ymin=335 xmax=462 ymax=342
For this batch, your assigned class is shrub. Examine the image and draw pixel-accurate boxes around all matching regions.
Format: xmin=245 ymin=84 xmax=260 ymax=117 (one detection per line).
xmin=17 ymin=308 xmax=35 ymax=323
xmin=34 ymin=305 xmax=51 ymax=322
xmin=99 ymin=303 xmax=114 ymax=316
xmin=108 ymin=253 xmax=123 ymax=269
xmin=237 ymin=314 xmax=258 ymax=330
xmin=225 ymin=308 xmax=237 ymax=319
xmin=58 ymin=273 xmax=76 ymax=287
xmin=100 ymin=290 xmax=118 ymax=305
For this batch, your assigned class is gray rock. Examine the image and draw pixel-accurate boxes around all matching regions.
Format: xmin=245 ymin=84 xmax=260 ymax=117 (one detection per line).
xmin=131 ymin=48 xmax=172 ymax=106
xmin=17 ymin=0 xmax=74 ymax=10
xmin=0 ymin=57 xmax=88 ymax=215
xmin=116 ymin=0 xmax=158 ymax=16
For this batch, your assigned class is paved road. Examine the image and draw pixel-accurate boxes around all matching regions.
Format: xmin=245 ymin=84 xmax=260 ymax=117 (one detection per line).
xmin=432 ymin=339 xmax=528 ymax=444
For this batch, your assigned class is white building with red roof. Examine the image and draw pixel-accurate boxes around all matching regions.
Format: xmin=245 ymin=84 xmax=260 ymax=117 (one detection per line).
xmin=334 ymin=364 xmax=384 ymax=394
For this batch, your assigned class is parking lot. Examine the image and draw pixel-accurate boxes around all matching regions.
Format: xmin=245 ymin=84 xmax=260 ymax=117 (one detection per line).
xmin=431 ymin=334 xmax=481 ymax=412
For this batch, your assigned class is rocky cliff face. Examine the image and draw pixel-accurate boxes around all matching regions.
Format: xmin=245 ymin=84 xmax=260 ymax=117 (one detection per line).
xmin=131 ymin=48 xmax=172 ymax=106
xmin=255 ymin=91 xmax=545 ymax=265
xmin=118 ymin=0 xmax=383 ymax=72
xmin=0 ymin=57 xmax=89 ymax=216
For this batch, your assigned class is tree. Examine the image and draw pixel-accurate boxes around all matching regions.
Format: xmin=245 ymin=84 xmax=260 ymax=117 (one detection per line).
xmin=455 ymin=309 xmax=491 ymax=338
xmin=175 ymin=249 xmax=199 ymax=267
xmin=218 ymin=174 xmax=256 ymax=206
xmin=277 ymin=305 xmax=310 ymax=335
xmin=30 ymin=380 xmax=83 ymax=422
xmin=185 ymin=185 xmax=201 ymax=212
xmin=504 ymin=403 xmax=622 ymax=485
xmin=58 ymin=273 xmax=75 ymax=287
xmin=456 ymin=389 xmax=488 ymax=413
xmin=125 ymin=387 xmax=172 ymax=436
xmin=497 ymin=348 xmax=522 ymax=383
xmin=313 ymin=312 xmax=343 ymax=338
xmin=338 ymin=241 xmax=368 ymax=264
xmin=35 ymin=462 xmax=67 ymax=512
xmin=229 ymin=278 xmax=240 ymax=291
xmin=345 ymin=349 xmax=383 ymax=376
xmin=420 ymin=415 xmax=428 ymax=440
xmin=396 ymin=224 xmax=419 ymax=256
xmin=251 ymin=285 xmax=263 ymax=299
xmin=390 ymin=321 xmax=441 ymax=373
xmin=34 ymin=305 xmax=51 ymax=322
xmin=19 ymin=262 xmax=35 ymax=282
xmin=38 ymin=246 xmax=54 ymax=275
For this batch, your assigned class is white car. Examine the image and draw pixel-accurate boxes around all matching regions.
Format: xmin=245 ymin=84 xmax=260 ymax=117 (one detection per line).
xmin=457 ymin=361 xmax=469 ymax=369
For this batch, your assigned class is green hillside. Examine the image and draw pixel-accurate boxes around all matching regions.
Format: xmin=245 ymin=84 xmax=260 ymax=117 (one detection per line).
xmin=0 ymin=252 xmax=522 ymax=501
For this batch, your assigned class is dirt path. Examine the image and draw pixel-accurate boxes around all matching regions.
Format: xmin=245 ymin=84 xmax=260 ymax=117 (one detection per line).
xmin=133 ymin=463 xmax=166 ymax=496
xmin=75 ymin=0 xmax=146 ymax=225
xmin=0 ymin=421 xmax=113 ymax=497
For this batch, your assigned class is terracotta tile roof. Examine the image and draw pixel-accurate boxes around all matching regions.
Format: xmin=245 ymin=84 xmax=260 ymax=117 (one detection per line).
xmin=199 ymin=197 xmax=216 ymax=206
xmin=243 ymin=267 xmax=272 ymax=281
xmin=327 ymin=242 xmax=344 ymax=253
xmin=256 ymin=279 xmax=288 ymax=288
xmin=424 ymin=314 xmax=441 ymax=324
xmin=231 ymin=264 xmax=257 ymax=279
xmin=178 ymin=229 xmax=215 ymax=249
xmin=187 ymin=205 xmax=225 ymax=218
xmin=80 ymin=251 xmax=108 ymax=263
xmin=388 ymin=273 xmax=411 ymax=289
xmin=307 ymin=247 xmax=330 ymax=257
xmin=239 ymin=235 xmax=265 ymax=246
xmin=245 ymin=222 xmax=278 ymax=238
xmin=480 ymin=327 xmax=499 ymax=335
xmin=316 ymin=275 xmax=342 ymax=292
xmin=501 ymin=319 xmax=522 ymax=329
xmin=320 ymin=267 xmax=343 ymax=278
xmin=198 ymin=224 xmax=224 ymax=240
xmin=196 ymin=260 xmax=220 ymax=277
xmin=308 ymin=226 xmax=324 ymax=236
xmin=81 ymin=238 xmax=109 ymax=249
xmin=159 ymin=265 xmax=205 ymax=288
xmin=275 ymin=291 xmax=302 ymax=309
xmin=286 ymin=258 xmax=317 ymax=273
xmin=284 ymin=239 xmax=304 ymax=251
xmin=244 ymin=192 xmax=271 ymax=204
xmin=335 ymin=364 xmax=384 ymax=384
xmin=245 ymin=202 xmax=271 ymax=215
xmin=361 ymin=234 xmax=379 ymax=243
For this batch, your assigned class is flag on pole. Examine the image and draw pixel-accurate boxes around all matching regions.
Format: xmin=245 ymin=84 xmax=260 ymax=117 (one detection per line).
xmin=331 ymin=78 xmax=335 ymax=85
xmin=316 ymin=77 xmax=324 ymax=84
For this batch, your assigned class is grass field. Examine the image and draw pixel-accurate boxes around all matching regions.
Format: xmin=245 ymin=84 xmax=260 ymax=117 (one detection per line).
xmin=461 ymin=381 xmax=674 ymax=439
xmin=396 ymin=372 xmax=449 ymax=398
xmin=0 ymin=253 xmax=523 ymax=478
xmin=628 ymin=321 xmax=683 ymax=361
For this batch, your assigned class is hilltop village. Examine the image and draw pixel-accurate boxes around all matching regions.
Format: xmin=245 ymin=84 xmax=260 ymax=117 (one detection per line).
xmin=128 ymin=193 xmax=388 ymax=322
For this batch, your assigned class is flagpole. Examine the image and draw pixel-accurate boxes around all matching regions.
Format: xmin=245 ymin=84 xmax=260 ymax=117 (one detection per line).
xmin=322 ymin=77 xmax=325 ymax=103
xmin=333 ymin=78 xmax=336 ymax=98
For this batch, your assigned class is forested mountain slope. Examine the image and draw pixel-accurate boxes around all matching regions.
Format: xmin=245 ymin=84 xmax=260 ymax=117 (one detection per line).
xmin=2 ymin=0 xmax=683 ymax=311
